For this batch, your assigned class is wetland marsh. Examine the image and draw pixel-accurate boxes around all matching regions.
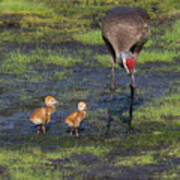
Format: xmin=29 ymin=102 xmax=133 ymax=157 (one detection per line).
xmin=0 ymin=0 xmax=180 ymax=179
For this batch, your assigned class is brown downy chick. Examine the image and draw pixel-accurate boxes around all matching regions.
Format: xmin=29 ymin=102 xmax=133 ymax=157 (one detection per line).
xmin=65 ymin=102 xmax=86 ymax=136
xmin=30 ymin=96 xmax=58 ymax=134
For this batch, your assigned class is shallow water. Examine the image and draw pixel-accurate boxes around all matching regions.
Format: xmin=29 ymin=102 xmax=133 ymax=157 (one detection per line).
xmin=0 ymin=52 xmax=180 ymax=137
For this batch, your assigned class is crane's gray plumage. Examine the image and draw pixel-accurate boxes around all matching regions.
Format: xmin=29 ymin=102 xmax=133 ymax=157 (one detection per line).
xmin=102 ymin=6 xmax=150 ymax=61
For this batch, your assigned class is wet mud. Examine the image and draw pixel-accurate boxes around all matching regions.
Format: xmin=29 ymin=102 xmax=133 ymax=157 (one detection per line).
xmin=0 ymin=40 xmax=180 ymax=136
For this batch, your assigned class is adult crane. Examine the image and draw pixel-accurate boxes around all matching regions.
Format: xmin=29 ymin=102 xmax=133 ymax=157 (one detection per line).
xmin=102 ymin=6 xmax=150 ymax=132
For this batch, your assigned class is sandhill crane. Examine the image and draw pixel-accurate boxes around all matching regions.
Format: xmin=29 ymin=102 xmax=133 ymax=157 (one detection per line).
xmin=30 ymin=96 xmax=58 ymax=134
xmin=102 ymin=6 xmax=150 ymax=132
xmin=65 ymin=102 xmax=87 ymax=136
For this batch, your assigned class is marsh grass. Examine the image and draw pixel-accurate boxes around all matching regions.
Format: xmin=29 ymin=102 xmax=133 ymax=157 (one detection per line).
xmin=115 ymin=153 xmax=156 ymax=167
xmin=0 ymin=0 xmax=48 ymax=12
xmin=94 ymin=54 xmax=111 ymax=67
xmin=138 ymin=50 xmax=180 ymax=64
xmin=73 ymin=30 xmax=104 ymax=45
xmin=0 ymin=49 xmax=82 ymax=74
xmin=0 ymin=0 xmax=179 ymax=45
xmin=134 ymin=94 xmax=180 ymax=132
xmin=162 ymin=20 xmax=180 ymax=49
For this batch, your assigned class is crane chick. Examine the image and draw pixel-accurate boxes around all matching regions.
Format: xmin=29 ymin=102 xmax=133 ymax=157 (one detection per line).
xmin=30 ymin=96 xmax=58 ymax=134
xmin=65 ymin=102 xmax=86 ymax=137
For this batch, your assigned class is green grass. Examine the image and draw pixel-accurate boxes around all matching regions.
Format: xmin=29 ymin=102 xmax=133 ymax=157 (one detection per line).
xmin=134 ymin=94 xmax=180 ymax=132
xmin=0 ymin=50 xmax=35 ymax=74
xmin=0 ymin=49 xmax=82 ymax=74
xmin=0 ymin=0 xmax=48 ymax=12
xmin=144 ymin=39 xmax=154 ymax=48
xmin=138 ymin=50 xmax=180 ymax=64
xmin=42 ymin=53 xmax=82 ymax=67
xmin=162 ymin=20 xmax=180 ymax=49
xmin=0 ymin=0 xmax=179 ymax=46
xmin=73 ymin=30 xmax=104 ymax=45
xmin=115 ymin=153 xmax=156 ymax=166
xmin=94 ymin=54 xmax=111 ymax=67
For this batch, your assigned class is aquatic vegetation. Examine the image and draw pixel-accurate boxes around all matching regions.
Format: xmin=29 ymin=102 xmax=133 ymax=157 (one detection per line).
xmin=94 ymin=54 xmax=111 ymax=67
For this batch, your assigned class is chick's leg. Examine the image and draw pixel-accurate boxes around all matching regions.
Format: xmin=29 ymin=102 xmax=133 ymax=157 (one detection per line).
xmin=70 ymin=127 xmax=74 ymax=136
xmin=42 ymin=125 xmax=46 ymax=134
xmin=37 ymin=125 xmax=41 ymax=134
xmin=47 ymin=115 xmax=51 ymax=124
xmin=75 ymin=128 xmax=79 ymax=137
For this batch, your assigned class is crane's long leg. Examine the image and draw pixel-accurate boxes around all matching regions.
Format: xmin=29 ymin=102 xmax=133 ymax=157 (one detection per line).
xmin=106 ymin=56 xmax=115 ymax=135
xmin=110 ymin=56 xmax=115 ymax=91
xmin=128 ymin=72 xmax=135 ymax=130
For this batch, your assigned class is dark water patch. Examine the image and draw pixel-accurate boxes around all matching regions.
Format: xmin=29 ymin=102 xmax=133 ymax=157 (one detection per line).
xmin=93 ymin=156 xmax=180 ymax=180
xmin=115 ymin=164 xmax=166 ymax=180
xmin=49 ymin=158 xmax=72 ymax=168
xmin=136 ymin=121 xmax=168 ymax=133
xmin=71 ymin=153 xmax=100 ymax=165
xmin=0 ymin=13 xmax=23 ymax=29
xmin=160 ymin=115 xmax=180 ymax=121
xmin=108 ymin=147 xmax=139 ymax=158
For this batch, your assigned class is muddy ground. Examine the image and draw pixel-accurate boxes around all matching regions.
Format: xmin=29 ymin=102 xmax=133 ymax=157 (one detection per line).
xmin=0 ymin=42 xmax=179 ymax=136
